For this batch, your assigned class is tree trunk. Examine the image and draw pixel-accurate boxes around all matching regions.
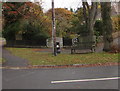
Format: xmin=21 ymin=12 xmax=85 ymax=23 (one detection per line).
xmin=101 ymin=2 xmax=113 ymax=52
xmin=82 ymin=1 xmax=98 ymax=41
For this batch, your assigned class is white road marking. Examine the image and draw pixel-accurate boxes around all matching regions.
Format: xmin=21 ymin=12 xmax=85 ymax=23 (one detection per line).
xmin=0 ymin=67 xmax=28 ymax=69
xmin=51 ymin=77 xmax=120 ymax=84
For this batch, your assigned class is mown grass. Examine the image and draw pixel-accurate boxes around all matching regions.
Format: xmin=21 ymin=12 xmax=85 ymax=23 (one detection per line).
xmin=6 ymin=48 xmax=119 ymax=65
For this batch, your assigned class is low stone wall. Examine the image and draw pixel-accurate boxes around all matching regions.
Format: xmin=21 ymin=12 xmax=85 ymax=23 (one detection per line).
xmin=112 ymin=36 xmax=120 ymax=49
xmin=112 ymin=31 xmax=120 ymax=49
xmin=112 ymin=31 xmax=120 ymax=39
xmin=96 ymin=31 xmax=120 ymax=52
xmin=46 ymin=37 xmax=63 ymax=47
xmin=0 ymin=38 xmax=6 ymax=46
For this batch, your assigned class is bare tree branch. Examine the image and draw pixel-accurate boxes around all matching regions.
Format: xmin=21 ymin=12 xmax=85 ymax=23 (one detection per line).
xmin=82 ymin=2 xmax=88 ymax=26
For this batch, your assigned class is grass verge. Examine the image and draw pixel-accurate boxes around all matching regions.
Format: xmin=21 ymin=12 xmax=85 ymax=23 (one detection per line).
xmin=0 ymin=58 xmax=6 ymax=64
xmin=6 ymin=48 xmax=119 ymax=66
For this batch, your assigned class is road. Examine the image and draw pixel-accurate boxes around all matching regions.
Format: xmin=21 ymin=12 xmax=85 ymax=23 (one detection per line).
xmin=2 ymin=65 xmax=119 ymax=89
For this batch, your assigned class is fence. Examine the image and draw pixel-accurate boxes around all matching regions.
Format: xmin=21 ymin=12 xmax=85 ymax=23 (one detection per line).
xmin=5 ymin=40 xmax=46 ymax=47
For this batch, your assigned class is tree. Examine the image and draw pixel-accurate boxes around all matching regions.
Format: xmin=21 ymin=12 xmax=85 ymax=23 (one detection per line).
xmin=82 ymin=1 xmax=99 ymax=36
xmin=70 ymin=8 xmax=86 ymax=35
xmin=22 ymin=2 xmax=51 ymax=40
xmin=101 ymin=2 xmax=113 ymax=51
xmin=46 ymin=8 xmax=73 ymax=37
xmin=2 ymin=2 xmax=26 ymax=26
xmin=2 ymin=2 xmax=51 ymax=41
xmin=2 ymin=2 xmax=27 ymax=40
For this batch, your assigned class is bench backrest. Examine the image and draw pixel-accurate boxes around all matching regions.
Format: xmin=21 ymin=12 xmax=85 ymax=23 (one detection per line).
xmin=72 ymin=36 xmax=96 ymax=49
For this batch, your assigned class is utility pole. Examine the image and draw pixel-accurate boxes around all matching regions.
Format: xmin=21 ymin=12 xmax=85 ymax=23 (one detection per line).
xmin=52 ymin=0 xmax=57 ymax=56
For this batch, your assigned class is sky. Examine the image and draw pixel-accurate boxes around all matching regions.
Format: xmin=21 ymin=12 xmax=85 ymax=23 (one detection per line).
xmin=38 ymin=0 xmax=83 ymax=12
xmin=33 ymin=0 xmax=119 ymax=13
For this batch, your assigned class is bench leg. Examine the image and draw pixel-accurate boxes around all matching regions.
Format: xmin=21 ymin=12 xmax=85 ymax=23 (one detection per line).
xmin=71 ymin=49 xmax=75 ymax=54
xmin=71 ymin=49 xmax=73 ymax=54
xmin=74 ymin=49 xmax=76 ymax=53
xmin=91 ymin=47 xmax=95 ymax=52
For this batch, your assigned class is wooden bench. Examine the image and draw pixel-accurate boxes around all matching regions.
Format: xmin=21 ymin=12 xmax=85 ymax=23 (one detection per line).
xmin=71 ymin=36 xmax=96 ymax=54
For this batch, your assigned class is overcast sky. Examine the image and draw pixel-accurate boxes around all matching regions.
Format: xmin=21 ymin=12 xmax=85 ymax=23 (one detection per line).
xmin=25 ymin=0 xmax=119 ymax=12
xmin=40 ymin=0 xmax=83 ymax=12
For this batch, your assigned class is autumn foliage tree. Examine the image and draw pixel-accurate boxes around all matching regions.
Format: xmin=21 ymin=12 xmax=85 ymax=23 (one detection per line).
xmin=2 ymin=2 xmax=27 ymax=40
xmin=2 ymin=2 xmax=51 ymax=41
xmin=112 ymin=15 xmax=120 ymax=32
xmin=46 ymin=8 xmax=73 ymax=37
xmin=21 ymin=2 xmax=51 ymax=40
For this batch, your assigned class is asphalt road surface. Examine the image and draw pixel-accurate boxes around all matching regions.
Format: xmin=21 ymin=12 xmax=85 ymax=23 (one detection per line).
xmin=2 ymin=65 xmax=120 ymax=89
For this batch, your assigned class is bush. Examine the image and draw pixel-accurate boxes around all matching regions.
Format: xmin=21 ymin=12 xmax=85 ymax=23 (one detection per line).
xmin=110 ymin=45 xmax=120 ymax=53
xmin=2 ymin=20 xmax=25 ymax=40
xmin=112 ymin=15 xmax=120 ymax=32
xmin=22 ymin=19 xmax=50 ymax=41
